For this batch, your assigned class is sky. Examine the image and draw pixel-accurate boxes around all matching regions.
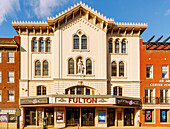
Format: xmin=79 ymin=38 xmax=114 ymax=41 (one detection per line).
xmin=0 ymin=0 xmax=170 ymax=41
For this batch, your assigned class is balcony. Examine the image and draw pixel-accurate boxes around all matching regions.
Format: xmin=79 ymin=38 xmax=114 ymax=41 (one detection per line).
xmin=143 ymin=97 xmax=170 ymax=104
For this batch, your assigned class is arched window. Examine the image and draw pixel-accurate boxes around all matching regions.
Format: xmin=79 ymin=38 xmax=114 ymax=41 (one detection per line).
xmin=114 ymin=86 xmax=122 ymax=96
xmin=35 ymin=60 xmax=41 ymax=76
xmin=122 ymin=39 xmax=126 ymax=53
xmin=43 ymin=61 xmax=48 ymax=76
xmin=73 ymin=35 xmax=79 ymax=49
xmin=37 ymin=86 xmax=46 ymax=95
xmin=111 ymin=61 xmax=117 ymax=76
xmin=115 ymin=39 xmax=119 ymax=53
xmin=46 ymin=39 xmax=51 ymax=52
xmin=119 ymin=61 xmax=124 ymax=77
xmin=65 ymin=86 xmax=95 ymax=95
xmin=86 ymin=59 xmax=92 ymax=75
xmin=109 ymin=39 xmax=113 ymax=53
xmin=68 ymin=58 xmax=74 ymax=74
xmin=81 ymin=35 xmax=87 ymax=49
xmin=32 ymin=38 xmax=37 ymax=52
xmin=39 ymin=38 xmax=44 ymax=52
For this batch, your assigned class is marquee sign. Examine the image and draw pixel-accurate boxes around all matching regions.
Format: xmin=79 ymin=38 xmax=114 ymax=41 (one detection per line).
xmin=116 ymin=98 xmax=141 ymax=107
xmin=20 ymin=98 xmax=49 ymax=105
xmin=55 ymin=97 xmax=115 ymax=105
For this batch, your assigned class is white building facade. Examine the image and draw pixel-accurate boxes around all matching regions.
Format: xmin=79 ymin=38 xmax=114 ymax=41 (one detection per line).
xmin=12 ymin=2 xmax=147 ymax=128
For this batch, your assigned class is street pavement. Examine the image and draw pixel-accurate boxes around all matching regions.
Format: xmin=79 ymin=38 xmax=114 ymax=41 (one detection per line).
xmin=1 ymin=126 xmax=170 ymax=129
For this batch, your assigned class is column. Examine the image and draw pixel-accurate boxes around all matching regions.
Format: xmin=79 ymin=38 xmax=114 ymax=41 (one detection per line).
xmin=79 ymin=107 xmax=81 ymax=126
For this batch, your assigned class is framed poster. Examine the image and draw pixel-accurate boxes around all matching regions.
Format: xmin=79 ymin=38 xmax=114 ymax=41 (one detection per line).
xmin=161 ymin=110 xmax=167 ymax=122
xmin=56 ymin=112 xmax=64 ymax=122
xmin=145 ymin=110 xmax=152 ymax=122
xmin=0 ymin=114 xmax=8 ymax=123
xmin=98 ymin=112 xmax=105 ymax=123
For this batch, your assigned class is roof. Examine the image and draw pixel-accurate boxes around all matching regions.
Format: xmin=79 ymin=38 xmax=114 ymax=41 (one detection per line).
xmin=0 ymin=40 xmax=17 ymax=45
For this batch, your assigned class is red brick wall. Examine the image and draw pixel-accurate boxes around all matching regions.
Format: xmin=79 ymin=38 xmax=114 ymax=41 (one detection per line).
xmin=0 ymin=36 xmax=20 ymax=109
xmin=140 ymin=38 xmax=170 ymax=126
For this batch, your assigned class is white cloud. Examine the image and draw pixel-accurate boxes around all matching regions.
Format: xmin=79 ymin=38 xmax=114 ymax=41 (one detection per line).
xmin=0 ymin=0 xmax=20 ymax=25
xmin=30 ymin=0 xmax=69 ymax=19
xmin=165 ymin=9 xmax=170 ymax=16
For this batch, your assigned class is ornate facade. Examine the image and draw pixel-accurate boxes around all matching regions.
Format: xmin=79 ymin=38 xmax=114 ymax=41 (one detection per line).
xmin=12 ymin=1 xmax=147 ymax=128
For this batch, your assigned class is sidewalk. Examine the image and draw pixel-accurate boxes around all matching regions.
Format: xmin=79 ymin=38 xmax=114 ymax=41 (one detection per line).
xmin=1 ymin=126 xmax=170 ymax=129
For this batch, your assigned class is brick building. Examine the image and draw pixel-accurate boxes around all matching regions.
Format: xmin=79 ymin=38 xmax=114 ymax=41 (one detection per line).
xmin=140 ymin=37 xmax=170 ymax=126
xmin=0 ymin=36 xmax=20 ymax=127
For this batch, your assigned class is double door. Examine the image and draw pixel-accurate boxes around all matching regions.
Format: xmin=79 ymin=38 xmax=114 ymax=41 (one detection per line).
xmin=124 ymin=108 xmax=134 ymax=126
xmin=107 ymin=108 xmax=115 ymax=126
xmin=81 ymin=108 xmax=95 ymax=126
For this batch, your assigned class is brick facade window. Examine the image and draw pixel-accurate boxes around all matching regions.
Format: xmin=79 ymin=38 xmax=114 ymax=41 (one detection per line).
xmin=8 ymin=90 xmax=14 ymax=102
xmin=162 ymin=65 xmax=168 ymax=79
xmin=146 ymin=65 xmax=153 ymax=78
xmin=8 ymin=52 xmax=14 ymax=63
xmin=0 ymin=52 xmax=1 ymax=63
xmin=8 ymin=71 xmax=14 ymax=83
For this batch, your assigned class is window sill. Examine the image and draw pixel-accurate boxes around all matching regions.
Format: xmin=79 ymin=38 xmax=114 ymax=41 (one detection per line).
xmin=7 ymin=82 xmax=15 ymax=83
xmin=146 ymin=78 xmax=153 ymax=79
xmin=160 ymin=122 xmax=170 ymax=124
xmin=34 ymin=76 xmax=51 ymax=78
xmin=67 ymin=74 xmax=95 ymax=77
xmin=144 ymin=122 xmax=155 ymax=124
xmin=31 ymin=52 xmax=52 ymax=54
xmin=72 ymin=49 xmax=90 ymax=52
xmin=111 ymin=76 xmax=127 ymax=79
xmin=108 ymin=53 xmax=128 ymax=55
xmin=7 ymin=101 xmax=15 ymax=102
xmin=7 ymin=62 xmax=15 ymax=63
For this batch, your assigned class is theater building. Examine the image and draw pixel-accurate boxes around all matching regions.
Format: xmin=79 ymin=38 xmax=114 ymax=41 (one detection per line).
xmin=0 ymin=36 xmax=20 ymax=128
xmin=12 ymin=2 xmax=147 ymax=128
xmin=140 ymin=37 xmax=170 ymax=127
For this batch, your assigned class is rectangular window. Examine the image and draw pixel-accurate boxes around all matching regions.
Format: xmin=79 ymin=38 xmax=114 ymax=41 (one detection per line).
xmin=8 ymin=114 xmax=16 ymax=123
xmin=162 ymin=65 xmax=168 ymax=79
xmin=115 ymin=42 xmax=119 ymax=53
xmin=109 ymin=41 xmax=112 ymax=53
xmin=145 ymin=109 xmax=154 ymax=123
xmin=70 ymin=88 xmax=75 ymax=95
xmin=8 ymin=71 xmax=14 ymax=83
xmin=8 ymin=52 xmax=14 ymax=63
xmin=0 ymin=52 xmax=1 ymax=63
xmin=145 ymin=89 xmax=154 ymax=104
xmin=0 ymin=90 xmax=1 ymax=102
xmin=160 ymin=89 xmax=169 ymax=103
xmin=8 ymin=90 xmax=14 ymax=102
xmin=0 ymin=71 xmax=1 ymax=83
xmin=146 ymin=65 xmax=153 ymax=78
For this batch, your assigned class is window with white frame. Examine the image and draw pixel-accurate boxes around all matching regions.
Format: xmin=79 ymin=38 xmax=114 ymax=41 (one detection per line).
xmin=37 ymin=86 xmax=46 ymax=95
xmin=115 ymin=39 xmax=119 ymax=53
xmin=73 ymin=31 xmax=87 ymax=50
xmin=119 ymin=61 xmax=124 ymax=77
xmin=8 ymin=90 xmax=14 ymax=102
xmin=162 ymin=65 xmax=168 ymax=79
xmin=121 ymin=39 xmax=126 ymax=53
xmin=8 ymin=71 xmax=14 ymax=83
xmin=43 ymin=61 xmax=48 ymax=76
xmin=113 ymin=86 xmax=122 ymax=96
xmin=111 ymin=61 xmax=117 ymax=76
xmin=35 ymin=60 xmax=41 ymax=76
xmin=65 ymin=86 xmax=95 ymax=95
xmin=46 ymin=39 xmax=51 ymax=52
xmin=73 ymin=35 xmax=79 ymax=49
xmin=32 ymin=38 xmax=37 ymax=52
xmin=145 ymin=88 xmax=155 ymax=104
xmin=109 ymin=39 xmax=113 ymax=53
xmin=0 ymin=71 xmax=1 ymax=83
xmin=145 ymin=109 xmax=154 ymax=123
xmin=68 ymin=58 xmax=74 ymax=74
xmin=0 ymin=90 xmax=1 ymax=102
xmin=39 ymin=39 xmax=44 ymax=52
xmin=0 ymin=52 xmax=1 ymax=63
xmin=160 ymin=89 xmax=169 ymax=103
xmin=8 ymin=52 xmax=14 ymax=63
xmin=86 ymin=59 xmax=92 ymax=75
xmin=146 ymin=65 xmax=153 ymax=78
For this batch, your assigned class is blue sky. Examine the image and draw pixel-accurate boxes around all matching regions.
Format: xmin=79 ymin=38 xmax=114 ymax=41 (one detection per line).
xmin=0 ymin=0 xmax=170 ymax=41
